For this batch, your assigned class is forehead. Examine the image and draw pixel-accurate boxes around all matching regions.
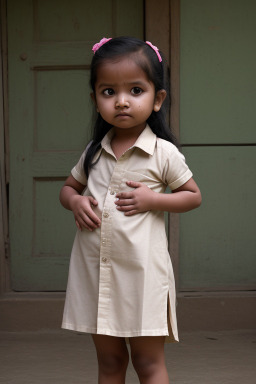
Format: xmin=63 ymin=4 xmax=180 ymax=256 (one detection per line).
xmin=95 ymin=57 xmax=150 ymax=85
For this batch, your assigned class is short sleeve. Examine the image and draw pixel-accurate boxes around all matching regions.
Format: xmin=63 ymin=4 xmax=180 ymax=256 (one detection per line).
xmin=71 ymin=151 xmax=87 ymax=185
xmin=71 ymin=142 xmax=93 ymax=185
xmin=162 ymin=142 xmax=193 ymax=190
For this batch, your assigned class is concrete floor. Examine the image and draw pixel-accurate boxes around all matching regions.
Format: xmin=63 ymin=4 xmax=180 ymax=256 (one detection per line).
xmin=0 ymin=330 xmax=256 ymax=384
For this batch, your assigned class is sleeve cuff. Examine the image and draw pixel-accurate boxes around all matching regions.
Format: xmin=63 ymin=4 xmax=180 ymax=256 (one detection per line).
xmin=71 ymin=167 xmax=87 ymax=185
xmin=169 ymin=169 xmax=193 ymax=190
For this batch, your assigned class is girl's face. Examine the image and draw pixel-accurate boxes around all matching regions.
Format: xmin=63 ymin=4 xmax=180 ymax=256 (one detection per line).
xmin=93 ymin=56 xmax=166 ymax=134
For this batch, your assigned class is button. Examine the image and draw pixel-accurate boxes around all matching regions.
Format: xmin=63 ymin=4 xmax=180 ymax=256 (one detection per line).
xmin=102 ymin=257 xmax=108 ymax=263
xmin=102 ymin=238 xmax=107 ymax=244
xmin=103 ymin=212 xmax=109 ymax=218
xmin=110 ymin=190 xmax=115 ymax=195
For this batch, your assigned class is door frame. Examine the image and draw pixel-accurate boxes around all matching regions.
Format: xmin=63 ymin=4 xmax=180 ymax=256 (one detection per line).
xmin=146 ymin=0 xmax=180 ymax=288
xmin=0 ymin=0 xmax=10 ymax=294
xmin=0 ymin=0 xmax=180 ymax=294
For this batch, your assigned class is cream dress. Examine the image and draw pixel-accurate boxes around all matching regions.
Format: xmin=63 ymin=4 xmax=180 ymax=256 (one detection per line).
xmin=62 ymin=125 xmax=192 ymax=342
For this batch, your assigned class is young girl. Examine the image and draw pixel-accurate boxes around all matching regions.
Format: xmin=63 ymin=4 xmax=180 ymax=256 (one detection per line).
xmin=60 ymin=36 xmax=201 ymax=384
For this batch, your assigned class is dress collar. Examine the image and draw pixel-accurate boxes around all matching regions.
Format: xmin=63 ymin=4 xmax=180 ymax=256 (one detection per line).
xmin=101 ymin=124 xmax=157 ymax=157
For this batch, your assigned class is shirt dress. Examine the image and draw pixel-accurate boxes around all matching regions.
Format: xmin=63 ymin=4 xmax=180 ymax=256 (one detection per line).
xmin=62 ymin=125 xmax=192 ymax=342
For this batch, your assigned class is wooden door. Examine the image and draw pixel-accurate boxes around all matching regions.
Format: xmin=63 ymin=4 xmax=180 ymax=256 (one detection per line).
xmin=8 ymin=0 xmax=144 ymax=291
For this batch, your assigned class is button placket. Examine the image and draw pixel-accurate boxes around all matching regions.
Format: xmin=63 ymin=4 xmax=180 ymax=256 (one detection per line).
xmin=97 ymin=162 xmax=125 ymax=332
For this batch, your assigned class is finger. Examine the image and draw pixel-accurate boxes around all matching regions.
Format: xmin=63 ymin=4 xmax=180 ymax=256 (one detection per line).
xmin=78 ymin=213 xmax=101 ymax=229
xmin=75 ymin=220 xmax=82 ymax=231
xmin=115 ymin=198 xmax=134 ymax=207
xmin=126 ymin=181 xmax=142 ymax=188
xmin=88 ymin=196 xmax=99 ymax=206
xmin=116 ymin=204 xmax=135 ymax=212
xmin=81 ymin=223 xmax=93 ymax=232
xmin=82 ymin=223 xmax=94 ymax=232
xmin=81 ymin=208 xmax=101 ymax=226
xmin=115 ymin=192 xmax=134 ymax=199
xmin=124 ymin=209 xmax=138 ymax=216
xmin=75 ymin=217 xmax=94 ymax=232
xmin=88 ymin=214 xmax=101 ymax=226
xmin=80 ymin=220 xmax=97 ymax=232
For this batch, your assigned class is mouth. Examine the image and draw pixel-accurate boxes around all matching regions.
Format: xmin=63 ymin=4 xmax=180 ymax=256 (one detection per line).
xmin=115 ymin=113 xmax=131 ymax=118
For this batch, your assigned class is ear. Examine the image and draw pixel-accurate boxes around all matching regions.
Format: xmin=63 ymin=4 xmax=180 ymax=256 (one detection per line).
xmin=90 ymin=92 xmax=99 ymax=112
xmin=153 ymin=90 xmax=167 ymax=112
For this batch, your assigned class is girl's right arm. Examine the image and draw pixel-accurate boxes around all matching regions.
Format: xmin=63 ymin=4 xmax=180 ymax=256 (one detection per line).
xmin=59 ymin=175 xmax=101 ymax=231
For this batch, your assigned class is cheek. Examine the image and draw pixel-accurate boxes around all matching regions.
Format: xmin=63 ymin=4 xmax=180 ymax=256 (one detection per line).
xmin=97 ymin=99 xmax=111 ymax=114
xmin=137 ymin=99 xmax=148 ymax=111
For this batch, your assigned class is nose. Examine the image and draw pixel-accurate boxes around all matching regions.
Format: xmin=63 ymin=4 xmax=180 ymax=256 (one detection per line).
xmin=115 ymin=94 xmax=129 ymax=108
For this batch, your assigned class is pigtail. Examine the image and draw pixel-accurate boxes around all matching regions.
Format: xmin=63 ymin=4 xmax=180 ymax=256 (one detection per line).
xmin=84 ymin=115 xmax=112 ymax=178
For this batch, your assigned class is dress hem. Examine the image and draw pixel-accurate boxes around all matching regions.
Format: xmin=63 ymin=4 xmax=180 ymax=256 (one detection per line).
xmin=61 ymin=322 xmax=178 ymax=341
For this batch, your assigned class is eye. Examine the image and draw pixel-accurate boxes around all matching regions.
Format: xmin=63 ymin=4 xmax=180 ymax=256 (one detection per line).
xmin=131 ymin=87 xmax=143 ymax=95
xmin=103 ymin=88 xmax=115 ymax=96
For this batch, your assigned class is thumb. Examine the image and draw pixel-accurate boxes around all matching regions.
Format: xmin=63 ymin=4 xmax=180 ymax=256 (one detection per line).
xmin=126 ymin=180 xmax=142 ymax=188
xmin=88 ymin=196 xmax=98 ymax=206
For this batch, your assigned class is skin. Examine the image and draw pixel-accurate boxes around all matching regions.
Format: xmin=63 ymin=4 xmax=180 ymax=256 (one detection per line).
xmin=92 ymin=334 xmax=169 ymax=384
xmin=59 ymin=55 xmax=202 ymax=383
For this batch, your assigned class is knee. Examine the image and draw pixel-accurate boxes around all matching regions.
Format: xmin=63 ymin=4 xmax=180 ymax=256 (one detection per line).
xmin=131 ymin=353 xmax=159 ymax=378
xmin=98 ymin=352 xmax=129 ymax=375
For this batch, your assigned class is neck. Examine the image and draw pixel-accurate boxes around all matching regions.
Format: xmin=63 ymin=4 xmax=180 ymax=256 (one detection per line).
xmin=113 ymin=123 xmax=146 ymax=140
xmin=111 ymin=124 xmax=146 ymax=160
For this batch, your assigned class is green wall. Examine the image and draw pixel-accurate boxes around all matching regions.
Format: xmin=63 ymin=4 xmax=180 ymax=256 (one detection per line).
xmin=179 ymin=0 xmax=256 ymax=290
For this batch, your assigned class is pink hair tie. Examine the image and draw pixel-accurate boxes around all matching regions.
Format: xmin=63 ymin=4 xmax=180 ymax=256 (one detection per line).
xmin=92 ymin=37 xmax=112 ymax=54
xmin=145 ymin=41 xmax=162 ymax=62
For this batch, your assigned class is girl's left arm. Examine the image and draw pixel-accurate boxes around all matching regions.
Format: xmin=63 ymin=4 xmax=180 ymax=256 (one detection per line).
xmin=115 ymin=178 xmax=202 ymax=216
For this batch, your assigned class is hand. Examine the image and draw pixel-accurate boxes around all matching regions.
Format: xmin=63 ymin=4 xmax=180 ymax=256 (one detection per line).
xmin=70 ymin=195 xmax=101 ymax=231
xmin=115 ymin=181 xmax=155 ymax=216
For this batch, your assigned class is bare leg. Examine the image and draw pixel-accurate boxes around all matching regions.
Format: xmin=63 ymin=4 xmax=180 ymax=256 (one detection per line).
xmin=129 ymin=336 xmax=169 ymax=384
xmin=91 ymin=334 xmax=129 ymax=384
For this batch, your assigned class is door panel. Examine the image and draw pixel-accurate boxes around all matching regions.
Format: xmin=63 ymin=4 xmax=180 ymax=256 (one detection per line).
xmin=35 ymin=70 xmax=91 ymax=151
xmin=8 ymin=0 xmax=144 ymax=291
xmin=180 ymin=147 xmax=256 ymax=290
xmin=180 ymin=0 xmax=256 ymax=145
xmin=35 ymin=0 xmax=113 ymax=42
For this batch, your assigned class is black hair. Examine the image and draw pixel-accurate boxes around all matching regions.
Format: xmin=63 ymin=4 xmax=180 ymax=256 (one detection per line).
xmin=84 ymin=36 xmax=178 ymax=178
